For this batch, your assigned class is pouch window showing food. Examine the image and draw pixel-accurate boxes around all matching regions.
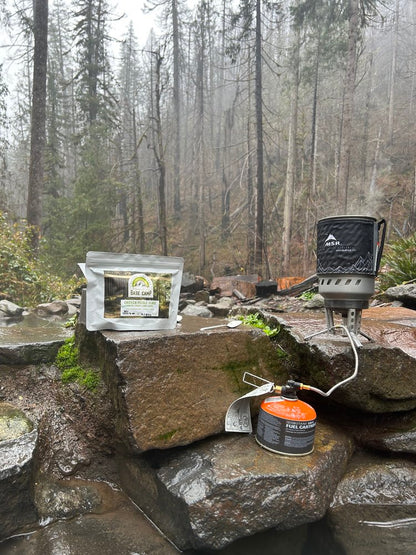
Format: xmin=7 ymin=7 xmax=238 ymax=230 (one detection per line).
xmin=79 ymin=252 xmax=184 ymax=331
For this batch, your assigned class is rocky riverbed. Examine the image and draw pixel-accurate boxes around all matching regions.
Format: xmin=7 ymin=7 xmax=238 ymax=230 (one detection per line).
xmin=2 ymin=280 xmax=416 ymax=553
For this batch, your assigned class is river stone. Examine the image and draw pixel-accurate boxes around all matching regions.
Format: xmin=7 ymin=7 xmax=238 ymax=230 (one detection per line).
xmin=34 ymin=479 xmax=102 ymax=520
xmin=327 ymin=452 xmax=416 ymax=554
xmin=0 ymin=419 xmax=38 ymax=540
xmin=181 ymin=303 xmax=213 ymax=318
xmin=34 ymin=300 xmax=69 ymax=317
xmin=181 ymin=272 xmax=206 ymax=293
xmin=304 ymin=293 xmax=325 ymax=309
xmin=0 ymin=299 xmax=24 ymax=318
xmin=207 ymin=296 xmax=236 ymax=317
xmin=119 ymin=422 xmax=353 ymax=551
xmin=254 ymin=306 xmax=416 ymax=413
xmin=194 ymin=289 xmax=210 ymax=303
xmin=383 ymin=283 xmax=416 ymax=309
xmin=76 ymin=323 xmax=286 ymax=452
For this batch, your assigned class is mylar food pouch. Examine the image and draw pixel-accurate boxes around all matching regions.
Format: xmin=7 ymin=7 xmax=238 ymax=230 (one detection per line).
xmin=79 ymin=252 xmax=184 ymax=331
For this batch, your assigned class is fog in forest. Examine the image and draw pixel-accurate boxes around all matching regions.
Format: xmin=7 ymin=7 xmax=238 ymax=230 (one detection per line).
xmin=0 ymin=0 xmax=414 ymax=281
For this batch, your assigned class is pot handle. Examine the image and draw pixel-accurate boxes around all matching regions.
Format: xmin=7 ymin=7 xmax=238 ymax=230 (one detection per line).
xmin=375 ymin=218 xmax=387 ymax=274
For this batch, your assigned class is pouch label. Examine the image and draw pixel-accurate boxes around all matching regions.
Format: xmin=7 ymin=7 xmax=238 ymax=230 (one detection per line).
xmin=120 ymin=299 xmax=159 ymax=317
xmin=104 ymin=270 xmax=172 ymax=319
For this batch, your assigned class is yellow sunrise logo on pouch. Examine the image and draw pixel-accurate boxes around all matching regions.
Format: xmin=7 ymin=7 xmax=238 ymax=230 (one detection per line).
xmin=128 ymin=273 xmax=154 ymax=297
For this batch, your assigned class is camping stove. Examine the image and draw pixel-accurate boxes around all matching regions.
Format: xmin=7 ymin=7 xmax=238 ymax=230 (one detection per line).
xmin=310 ymin=215 xmax=386 ymax=346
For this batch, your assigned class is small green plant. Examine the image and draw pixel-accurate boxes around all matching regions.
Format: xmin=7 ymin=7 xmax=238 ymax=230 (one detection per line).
xmin=299 ymin=290 xmax=316 ymax=301
xmin=55 ymin=337 xmax=100 ymax=391
xmin=379 ymin=233 xmax=416 ymax=290
xmin=64 ymin=313 xmax=78 ymax=328
xmin=55 ymin=336 xmax=79 ymax=369
xmin=238 ymin=312 xmax=280 ymax=337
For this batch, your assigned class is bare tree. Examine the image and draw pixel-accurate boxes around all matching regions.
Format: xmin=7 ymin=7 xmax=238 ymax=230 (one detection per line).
xmin=150 ymin=45 xmax=168 ymax=256
xmin=254 ymin=0 xmax=264 ymax=275
xmin=337 ymin=0 xmax=359 ymax=212
xmin=27 ymin=0 xmax=48 ymax=251
xmin=282 ymin=14 xmax=301 ymax=275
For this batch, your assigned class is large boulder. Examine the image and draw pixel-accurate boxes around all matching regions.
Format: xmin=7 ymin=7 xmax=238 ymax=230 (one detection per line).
xmin=328 ymin=452 xmax=416 ymax=555
xmin=119 ymin=422 xmax=353 ymax=551
xmin=253 ymin=306 xmax=416 ymax=413
xmin=0 ymin=403 xmax=38 ymax=540
xmin=76 ymin=321 xmax=286 ymax=452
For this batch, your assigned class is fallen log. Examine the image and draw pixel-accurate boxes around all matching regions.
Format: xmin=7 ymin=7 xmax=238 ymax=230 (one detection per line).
xmin=275 ymin=274 xmax=318 ymax=297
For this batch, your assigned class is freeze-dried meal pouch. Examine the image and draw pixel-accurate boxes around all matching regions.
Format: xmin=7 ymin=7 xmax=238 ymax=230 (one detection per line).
xmin=79 ymin=251 xmax=184 ymax=331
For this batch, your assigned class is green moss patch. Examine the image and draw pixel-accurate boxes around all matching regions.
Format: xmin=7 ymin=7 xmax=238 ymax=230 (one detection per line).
xmin=157 ymin=429 xmax=178 ymax=442
xmin=56 ymin=337 xmax=100 ymax=391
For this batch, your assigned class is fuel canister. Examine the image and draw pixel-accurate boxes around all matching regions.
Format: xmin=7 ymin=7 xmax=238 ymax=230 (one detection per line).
xmin=256 ymin=395 xmax=316 ymax=456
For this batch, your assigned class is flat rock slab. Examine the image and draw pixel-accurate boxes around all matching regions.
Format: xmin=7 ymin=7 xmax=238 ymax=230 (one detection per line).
xmin=0 ymin=340 xmax=68 ymax=365
xmin=265 ymin=306 xmax=416 ymax=412
xmin=119 ymin=421 xmax=353 ymax=551
xmin=0 ymin=315 xmax=72 ymax=364
xmin=77 ymin=319 xmax=286 ymax=452
xmin=328 ymin=452 xmax=416 ymax=555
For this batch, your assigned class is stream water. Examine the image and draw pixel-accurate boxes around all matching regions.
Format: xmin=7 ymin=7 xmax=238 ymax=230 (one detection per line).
xmin=0 ymin=313 xmax=72 ymax=344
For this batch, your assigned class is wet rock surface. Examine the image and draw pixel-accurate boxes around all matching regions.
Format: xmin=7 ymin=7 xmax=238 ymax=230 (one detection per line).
xmin=243 ymin=306 xmax=416 ymax=413
xmin=120 ymin=423 xmax=353 ymax=551
xmin=328 ymin=452 xmax=416 ymax=555
xmin=340 ymin=407 xmax=416 ymax=455
xmin=2 ymin=302 xmax=416 ymax=553
xmin=77 ymin=321 xmax=286 ymax=452
xmin=0 ymin=312 xmax=73 ymax=364
xmin=1 ymin=486 xmax=178 ymax=555
xmin=0 ymin=410 xmax=38 ymax=541
xmin=0 ymin=402 xmax=34 ymax=441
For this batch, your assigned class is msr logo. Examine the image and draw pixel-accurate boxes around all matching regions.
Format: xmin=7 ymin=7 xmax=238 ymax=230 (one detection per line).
xmin=324 ymin=234 xmax=340 ymax=247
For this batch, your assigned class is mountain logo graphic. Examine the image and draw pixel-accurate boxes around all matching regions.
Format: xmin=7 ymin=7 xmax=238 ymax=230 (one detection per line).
xmin=128 ymin=273 xmax=153 ymax=297
xmin=324 ymin=234 xmax=340 ymax=247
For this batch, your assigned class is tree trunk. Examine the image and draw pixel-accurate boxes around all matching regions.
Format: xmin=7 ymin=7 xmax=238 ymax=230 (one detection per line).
xmin=196 ymin=9 xmax=206 ymax=274
xmin=361 ymin=49 xmax=374 ymax=182
xmin=172 ymin=0 xmax=181 ymax=217
xmin=247 ymin=50 xmax=255 ymax=273
xmin=254 ymin=0 xmax=264 ymax=275
xmin=410 ymin=165 xmax=416 ymax=232
xmin=152 ymin=49 xmax=168 ymax=256
xmin=337 ymin=0 xmax=359 ymax=212
xmin=387 ymin=0 xmax=399 ymax=147
xmin=282 ymin=21 xmax=300 ymax=275
xmin=369 ymin=127 xmax=381 ymax=196
xmin=27 ymin=0 xmax=48 ymax=251
xmin=132 ymin=107 xmax=145 ymax=253
xmin=303 ymin=37 xmax=320 ymax=275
